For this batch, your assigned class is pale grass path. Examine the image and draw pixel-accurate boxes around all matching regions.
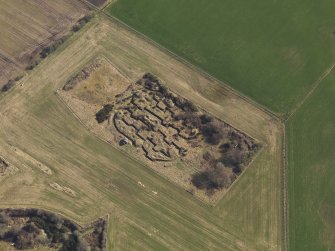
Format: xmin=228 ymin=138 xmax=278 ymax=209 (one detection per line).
xmin=286 ymin=62 xmax=335 ymax=121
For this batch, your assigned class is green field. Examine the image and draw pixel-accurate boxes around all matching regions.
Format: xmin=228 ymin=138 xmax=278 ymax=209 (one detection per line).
xmin=107 ymin=0 xmax=335 ymax=115
xmin=288 ymin=70 xmax=335 ymax=250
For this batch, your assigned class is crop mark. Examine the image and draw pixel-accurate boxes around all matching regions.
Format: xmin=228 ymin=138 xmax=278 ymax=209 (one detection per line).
xmin=287 ymin=62 xmax=335 ymax=121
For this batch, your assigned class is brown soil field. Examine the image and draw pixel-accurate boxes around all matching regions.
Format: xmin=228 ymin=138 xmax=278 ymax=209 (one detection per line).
xmin=0 ymin=0 xmax=90 ymax=85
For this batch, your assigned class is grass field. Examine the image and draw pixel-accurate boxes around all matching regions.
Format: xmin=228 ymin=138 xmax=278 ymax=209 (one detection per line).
xmin=288 ymin=69 xmax=335 ymax=250
xmin=0 ymin=0 xmax=89 ymax=84
xmin=107 ymin=0 xmax=335 ymax=115
xmin=0 ymin=16 xmax=284 ymax=250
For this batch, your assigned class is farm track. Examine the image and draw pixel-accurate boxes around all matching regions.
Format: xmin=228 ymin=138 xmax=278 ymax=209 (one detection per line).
xmin=286 ymin=62 xmax=335 ymax=121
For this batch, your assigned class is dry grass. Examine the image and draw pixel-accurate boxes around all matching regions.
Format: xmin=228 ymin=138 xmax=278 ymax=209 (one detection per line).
xmin=0 ymin=16 xmax=284 ymax=250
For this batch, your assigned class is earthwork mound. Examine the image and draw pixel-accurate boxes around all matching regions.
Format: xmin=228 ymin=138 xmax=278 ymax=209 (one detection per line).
xmin=60 ymin=59 xmax=262 ymax=202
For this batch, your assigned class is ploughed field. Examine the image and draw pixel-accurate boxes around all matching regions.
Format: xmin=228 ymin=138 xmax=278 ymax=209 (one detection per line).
xmin=107 ymin=0 xmax=335 ymax=115
xmin=0 ymin=0 xmax=90 ymax=86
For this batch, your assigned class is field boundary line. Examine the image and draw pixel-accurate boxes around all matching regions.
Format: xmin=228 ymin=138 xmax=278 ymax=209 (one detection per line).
xmin=282 ymin=124 xmax=289 ymax=251
xmin=286 ymin=62 xmax=335 ymax=121
xmin=95 ymin=8 xmax=281 ymax=122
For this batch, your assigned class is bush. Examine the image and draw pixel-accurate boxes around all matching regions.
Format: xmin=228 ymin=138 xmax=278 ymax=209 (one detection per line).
xmin=14 ymin=75 xmax=23 ymax=82
xmin=192 ymin=165 xmax=232 ymax=191
xmin=233 ymin=166 xmax=242 ymax=174
xmin=172 ymin=96 xmax=198 ymax=112
xmin=0 ymin=209 xmax=90 ymax=250
xmin=72 ymin=15 xmax=92 ymax=32
xmin=219 ymin=143 xmax=231 ymax=153
xmin=200 ymin=123 xmax=222 ymax=145
xmin=61 ymin=234 xmax=78 ymax=251
xmin=174 ymin=113 xmax=202 ymax=129
xmin=96 ymin=104 xmax=113 ymax=123
xmin=1 ymin=80 xmax=15 ymax=92
xmin=72 ymin=25 xmax=81 ymax=32
xmin=40 ymin=38 xmax=67 ymax=58
xmin=143 ymin=72 xmax=159 ymax=83
xmin=199 ymin=114 xmax=213 ymax=124
xmin=181 ymin=100 xmax=198 ymax=112
xmin=26 ymin=61 xmax=39 ymax=70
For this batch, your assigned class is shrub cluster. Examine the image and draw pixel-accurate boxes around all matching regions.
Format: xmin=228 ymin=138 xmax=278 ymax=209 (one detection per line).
xmin=174 ymin=112 xmax=223 ymax=145
xmin=72 ymin=15 xmax=92 ymax=32
xmin=40 ymin=36 xmax=69 ymax=59
xmin=26 ymin=60 xmax=40 ymax=71
xmin=96 ymin=104 xmax=114 ymax=123
xmin=1 ymin=80 xmax=15 ymax=92
xmin=1 ymin=75 xmax=24 ymax=93
xmin=0 ymin=209 xmax=89 ymax=250
xmin=192 ymin=162 xmax=233 ymax=190
xmin=84 ymin=218 xmax=108 ymax=251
